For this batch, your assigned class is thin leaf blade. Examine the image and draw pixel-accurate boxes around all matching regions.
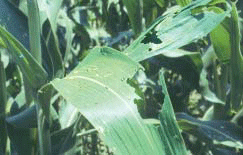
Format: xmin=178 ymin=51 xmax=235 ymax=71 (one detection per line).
xmin=0 ymin=26 xmax=48 ymax=89
xmin=158 ymin=69 xmax=188 ymax=155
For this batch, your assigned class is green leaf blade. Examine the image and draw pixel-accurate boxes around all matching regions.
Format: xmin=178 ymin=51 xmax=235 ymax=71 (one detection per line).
xmin=51 ymin=47 xmax=165 ymax=155
xmin=210 ymin=19 xmax=231 ymax=64
xmin=229 ymin=2 xmax=243 ymax=111
xmin=124 ymin=0 xmax=231 ymax=62
xmin=0 ymin=26 xmax=48 ymax=89
xmin=122 ymin=0 xmax=143 ymax=36
xmin=159 ymin=69 xmax=188 ymax=155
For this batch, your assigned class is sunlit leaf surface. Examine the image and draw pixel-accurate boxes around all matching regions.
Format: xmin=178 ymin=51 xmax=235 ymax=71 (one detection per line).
xmin=124 ymin=0 xmax=231 ymax=62
xmin=51 ymin=47 xmax=165 ymax=155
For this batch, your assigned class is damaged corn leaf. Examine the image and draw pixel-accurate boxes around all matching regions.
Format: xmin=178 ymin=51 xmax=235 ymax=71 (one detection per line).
xmin=51 ymin=47 xmax=165 ymax=155
xmin=124 ymin=0 xmax=231 ymax=62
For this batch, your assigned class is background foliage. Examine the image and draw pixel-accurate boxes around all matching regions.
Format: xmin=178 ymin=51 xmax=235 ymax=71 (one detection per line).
xmin=0 ymin=0 xmax=243 ymax=154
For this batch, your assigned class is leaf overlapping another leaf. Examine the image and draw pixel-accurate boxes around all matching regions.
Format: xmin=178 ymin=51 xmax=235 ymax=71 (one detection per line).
xmin=51 ymin=47 xmax=166 ymax=155
xmin=124 ymin=0 xmax=231 ymax=62
xmin=176 ymin=112 xmax=243 ymax=149
xmin=0 ymin=26 xmax=48 ymax=89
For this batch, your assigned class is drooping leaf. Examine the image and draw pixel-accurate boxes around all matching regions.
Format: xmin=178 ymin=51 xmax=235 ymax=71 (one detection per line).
xmin=124 ymin=0 xmax=231 ymax=62
xmin=158 ymin=69 xmax=188 ymax=155
xmin=0 ymin=0 xmax=29 ymax=49
xmin=199 ymin=46 xmax=224 ymax=105
xmin=176 ymin=112 xmax=243 ymax=149
xmin=5 ymin=104 xmax=37 ymax=128
xmin=51 ymin=47 xmax=166 ymax=155
xmin=0 ymin=26 xmax=48 ymax=89
xmin=0 ymin=31 xmax=46 ymax=89
xmin=6 ymin=103 xmax=33 ymax=155
xmin=159 ymin=49 xmax=203 ymax=73
xmin=51 ymin=124 xmax=77 ymax=154
xmin=200 ymin=69 xmax=224 ymax=105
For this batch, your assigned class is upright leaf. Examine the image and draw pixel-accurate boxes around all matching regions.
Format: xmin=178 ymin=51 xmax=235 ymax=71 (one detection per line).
xmin=0 ymin=54 xmax=7 ymax=154
xmin=51 ymin=47 xmax=165 ymax=155
xmin=122 ymin=0 xmax=143 ymax=36
xmin=42 ymin=19 xmax=64 ymax=79
xmin=158 ymin=69 xmax=188 ymax=155
xmin=27 ymin=0 xmax=42 ymax=63
xmin=229 ymin=2 xmax=243 ymax=111
xmin=210 ymin=17 xmax=231 ymax=64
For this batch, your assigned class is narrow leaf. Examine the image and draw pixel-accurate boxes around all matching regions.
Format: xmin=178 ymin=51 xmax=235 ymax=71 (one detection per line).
xmin=158 ymin=69 xmax=188 ymax=155
xmin=0 ymin=54 xmax=7 ymax=154
xmin=210 ymin=18 xmax=231 ymax=64
xmin=200 ymin=69 xmax=224 ymax=105
xmin=177 ymin=113 xmax=243 ymax=149
xmin=42 ymin=19 xmax=64 ymax=79
xmin=176 ymin=0 xmax=192 ymax=7
xmin=0 ymin=26 xmax=48 ymax=89
xmin=0 ymin=0 xmax=29 ymax=49
xmin=27 ymin=0 xmax=42 ymax=63
xmin=122 ymin=0 xmax=143 ymax=36
xmin=229 ymin=2 xmax=243 ymax=111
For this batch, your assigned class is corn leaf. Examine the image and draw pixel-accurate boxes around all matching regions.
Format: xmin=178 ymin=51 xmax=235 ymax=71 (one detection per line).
xmin=158 ymin=69 xmax=188 ymax=155
xmin=176 ymin=0 xmax=192 ymax=7
xmin=229 ymin=2 xmax=243 ymax=111
xmin=0 ymin=0 xmax=29 ymax=49
xmin=124 ymin=0 xmax=231 ymax=62
xmin=122 ymin=0 xmax=143 ymax=36
xmin=27 ymin=0 xmax=42 ymax=63
xmin=0 ymin=54 xmax=7 ymax=154
xmin=177 ymin=112 xmax=243 ymax=149
xmin=210 ymin=17 xmax=231 ymax=64
xmin=51 ymin=47 xmax=165 ymax=155
xmin=0 ymin=26 xmax=48 ymax=89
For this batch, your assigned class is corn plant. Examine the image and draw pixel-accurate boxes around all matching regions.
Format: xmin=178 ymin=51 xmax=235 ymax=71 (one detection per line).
xmin=0 ymin=0 xmax=243 ymax=154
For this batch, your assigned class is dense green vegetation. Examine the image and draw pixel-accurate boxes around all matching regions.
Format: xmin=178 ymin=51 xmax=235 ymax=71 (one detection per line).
xmin=0 ymin=0 xmax=243 ymax=154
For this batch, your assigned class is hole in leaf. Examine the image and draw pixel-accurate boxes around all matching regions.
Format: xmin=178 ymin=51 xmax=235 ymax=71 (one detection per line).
xmin=141 ymin=30 xmax=162 ymax=44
